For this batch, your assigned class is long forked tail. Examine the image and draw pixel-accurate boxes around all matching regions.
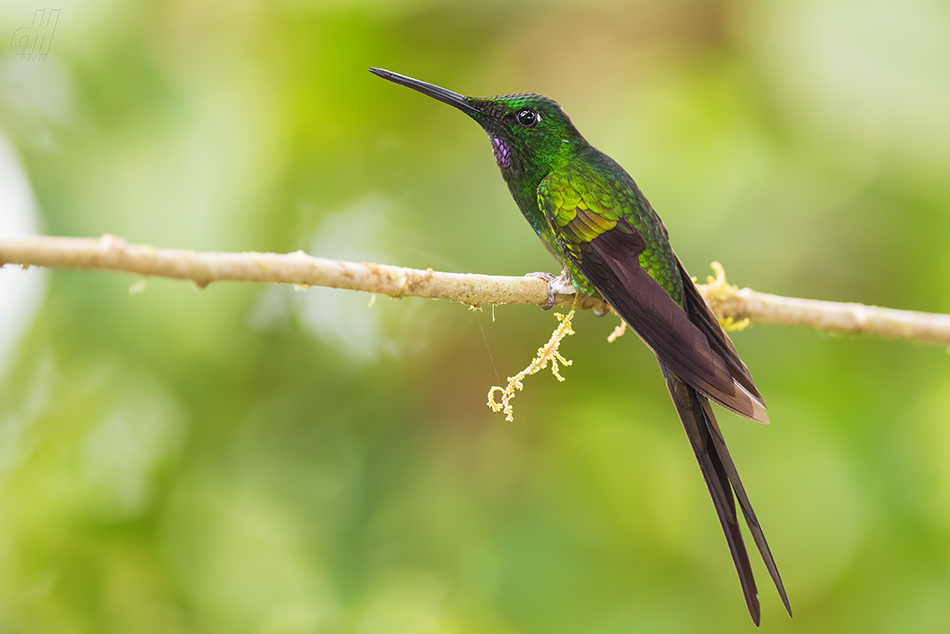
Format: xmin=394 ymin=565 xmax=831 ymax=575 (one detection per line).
xmin=659 ymin=362 xmax=792 ymax=626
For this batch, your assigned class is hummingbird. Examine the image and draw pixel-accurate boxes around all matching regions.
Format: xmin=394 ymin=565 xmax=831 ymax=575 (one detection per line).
xmin=370 ymin=67 xmax=791 ymax=625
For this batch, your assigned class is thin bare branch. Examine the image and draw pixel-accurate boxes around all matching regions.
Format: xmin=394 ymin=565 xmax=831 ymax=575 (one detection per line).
xmin=2 ymin=234 xmax=949 ymax=346
xmin=699 ymin=262 xmax=950 ymax=347
xmin=0 ymin=234 xmax=606 ymax=310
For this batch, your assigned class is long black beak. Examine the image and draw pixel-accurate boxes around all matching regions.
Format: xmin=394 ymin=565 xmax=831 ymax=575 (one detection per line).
xmin=369 ymin=68 xmax=480 ymax=115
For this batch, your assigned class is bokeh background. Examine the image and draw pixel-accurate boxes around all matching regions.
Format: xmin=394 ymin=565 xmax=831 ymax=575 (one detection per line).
xmin=2 ymin=0 xmax=950 ymax=632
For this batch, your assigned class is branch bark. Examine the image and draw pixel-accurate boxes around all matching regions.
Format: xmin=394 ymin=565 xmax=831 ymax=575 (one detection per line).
xmin=2 ymin=234 xmax=949 ymax=347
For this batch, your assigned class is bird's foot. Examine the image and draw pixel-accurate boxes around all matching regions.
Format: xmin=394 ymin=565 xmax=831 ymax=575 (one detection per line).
xmin=525 ymin=270 xmax=575 ymax=310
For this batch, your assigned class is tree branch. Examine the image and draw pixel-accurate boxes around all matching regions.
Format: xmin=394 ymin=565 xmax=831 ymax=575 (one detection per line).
xmin=2 ymin=234 xmax=949 ymax=347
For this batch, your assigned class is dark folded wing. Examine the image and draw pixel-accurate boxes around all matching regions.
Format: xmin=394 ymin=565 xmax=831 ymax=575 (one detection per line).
xmin=675 ymin=258 xmax=765 ymax=405
xmin=539 ymin=161 xmax=767 ymax=423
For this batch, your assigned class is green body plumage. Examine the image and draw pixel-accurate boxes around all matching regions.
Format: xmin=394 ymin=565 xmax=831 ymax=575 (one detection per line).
xmin=370 ymin=67 xmax=791 ymax=626
xmin=539 ymin=150 xmax=684 ymax=305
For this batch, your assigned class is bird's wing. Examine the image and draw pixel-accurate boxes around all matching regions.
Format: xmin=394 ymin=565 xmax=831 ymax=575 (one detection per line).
xmin=675 ymin=257 xmax=764 ymax=405
xmin=538 ymin=161 xmax=767 ymax=423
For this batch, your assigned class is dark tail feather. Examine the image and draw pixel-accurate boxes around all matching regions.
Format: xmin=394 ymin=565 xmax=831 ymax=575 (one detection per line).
xmin=659 ymin=362 xmax=792 ymax=625
xmin=699 ymin=390 xmax=793 ymax=619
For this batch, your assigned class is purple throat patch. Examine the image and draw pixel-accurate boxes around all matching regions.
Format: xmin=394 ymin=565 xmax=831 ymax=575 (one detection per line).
xmin=491 ymin=137 xmax=510 ymax=169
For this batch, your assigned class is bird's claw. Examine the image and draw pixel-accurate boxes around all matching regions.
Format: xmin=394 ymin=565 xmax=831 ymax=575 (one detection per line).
xmin=525 ymin=271 xmax=575 ymax=310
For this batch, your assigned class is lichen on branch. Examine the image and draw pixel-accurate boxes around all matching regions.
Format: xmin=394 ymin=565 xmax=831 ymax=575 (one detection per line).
xmin=487 ymin=310 xmax=576 ymax=422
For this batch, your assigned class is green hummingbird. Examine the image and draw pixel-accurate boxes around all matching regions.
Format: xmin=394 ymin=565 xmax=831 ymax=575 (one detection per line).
xmin=370 ymin=67 xmax=791 ymax=625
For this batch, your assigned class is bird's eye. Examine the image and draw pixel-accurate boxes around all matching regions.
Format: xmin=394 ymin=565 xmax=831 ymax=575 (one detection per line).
xmin=516 ymin=109 xmax=539 ymax=127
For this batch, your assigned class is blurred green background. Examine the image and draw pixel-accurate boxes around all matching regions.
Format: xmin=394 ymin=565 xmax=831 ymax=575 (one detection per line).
xmin=2 ymin=0 xmax=950 ymax=632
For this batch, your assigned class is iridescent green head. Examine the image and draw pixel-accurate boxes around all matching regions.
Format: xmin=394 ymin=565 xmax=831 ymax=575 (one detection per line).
xmin=370 ymin=68 xmax=588 ymax=181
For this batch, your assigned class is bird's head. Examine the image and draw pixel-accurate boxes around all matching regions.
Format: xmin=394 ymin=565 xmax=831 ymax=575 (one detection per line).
xmin=370 ymin=68 xmax=587 ymax=181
